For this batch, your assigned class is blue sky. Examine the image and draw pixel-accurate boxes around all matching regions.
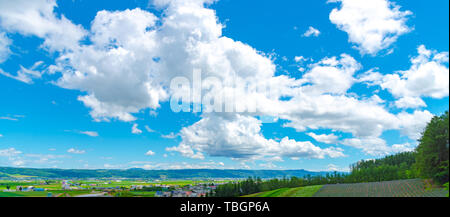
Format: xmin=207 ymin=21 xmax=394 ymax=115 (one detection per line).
xmin=0 ymin=0 xmax=448 ymax=171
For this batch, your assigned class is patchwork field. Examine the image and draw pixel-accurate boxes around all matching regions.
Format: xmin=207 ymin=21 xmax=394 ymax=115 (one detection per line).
xmin=313 ymin=179 xmax=448 ymax=197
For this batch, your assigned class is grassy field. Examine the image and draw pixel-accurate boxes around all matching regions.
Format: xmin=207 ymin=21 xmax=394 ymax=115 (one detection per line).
xmin=244 ymin=185 xmax=323 ymax=197
xmin=313 ymin=179 xmax=448 ymax=197
xmin=0 ymin=190 xmax=95 ymax=197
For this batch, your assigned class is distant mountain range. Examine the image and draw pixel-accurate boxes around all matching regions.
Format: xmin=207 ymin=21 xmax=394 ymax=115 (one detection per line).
xmin=0 ymin=167 xmax=330 ymax=179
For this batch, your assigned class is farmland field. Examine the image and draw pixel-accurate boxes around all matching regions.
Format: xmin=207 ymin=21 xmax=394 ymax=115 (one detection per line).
xmin=0 ymin=190 xmax=95 ymax=197
xmin=243 ymin=179 xmax=448 ymax=197
xmin=244 ymin=185 xmax=323 ymax=197
xmin=313 ymin=179 xmax=448 ymax=197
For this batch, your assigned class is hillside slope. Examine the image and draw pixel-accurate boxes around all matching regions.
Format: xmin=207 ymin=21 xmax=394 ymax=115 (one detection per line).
xmin=314 ymin=179 xmax=447 ymax=197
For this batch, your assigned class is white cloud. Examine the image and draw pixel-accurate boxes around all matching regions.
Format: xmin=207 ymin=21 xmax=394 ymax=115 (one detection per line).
xmin=259 ymin=162 xmax=278 ymax=169
xmin=145 ymin=125 xmax=155 ymax=133
xmin=24 ymin=153 xmax=68 ymax=164
xmin=381 ymin=45 xmax=449 ymax=104
xmin=0 ymin=0 xmax=439 ymax=162
xmin=12 ymin=160 xmax=25 ymax=167
xmin=67 ymin=148 xmax=86 ymax=154
xmin=397 ymin=110 xmax=433 ymax=140
xmin=145 ymin=150 xmax=155 ymax=156
xmin=342 ymin=137 xmax=418 ymax=156
xmin=342 ymin=137 xmax=391 ymax=156
xmin=0 ymin=134 xmax=3 ymax=137
xmin=0 ymin=148 xmax=22 ymax=157
xmin=79 ymin=131 xmax=99 ymax=137
xmin=395 ymin=97 xmax=426 ymax=109
xmin=77 ymin=95 xmax=139 ymax=122
xmin=103 ymin=163 xmax=124 ymax=169
xmin=167 ymin=114 xmax=345 ymax=160
xmin=307 ymin=132 xmax=339 ymax=144
xmin=166 ymin=143 xmax=205 ymax=160
xmin=0 ymin=61 xmax=45 ymax=84
xmin=278 ymin=137 xmax=345 ymax=159
xmin=303 ymin=26 xmax=320 ymax=37
xmin=49 ymin=1 xmax=279 ymax=122
xmin=329 ymin=0 xmax=412 ymax=55
xmin=133 ymin=160 xmax=228 ymax=170
xmin=294 ymin=56 xmax=307 ymax=63
xmin=0 ymin=32 xmax=11 ymax=63
xmin=282 ymin=94 xmax=399 ymax=138
xmin=327 ymin=164 xmax=349 ymax=172
xmin=161 ymin=132 xmax=178 ymax=139
xmin=0 ymin=148 xmax=69 ymax=167
xmin=327 ymin=164 xmax=339 ymax=171
xmin=0 ymin=0 xmax=86 ymax=51
xmin=131 ymin=123 xmax=143 ymax=134
xmin=359 ymin=45 xmax=448 ymax=109
xmin=391 ymin=142 xmax=415 ymax=153
xmin=299 ymin=54 xmax=361 ymax=95
xmin=0 ymin=116 xmax=18 ymax=121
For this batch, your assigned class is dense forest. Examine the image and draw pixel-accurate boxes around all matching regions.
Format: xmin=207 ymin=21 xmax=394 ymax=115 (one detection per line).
xmin=213 ymin=111 xmax=449 ymax=197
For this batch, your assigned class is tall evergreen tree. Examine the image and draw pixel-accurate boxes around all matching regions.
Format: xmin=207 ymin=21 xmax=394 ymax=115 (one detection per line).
xmin=415 ymin=111 xmax=449 ymax=184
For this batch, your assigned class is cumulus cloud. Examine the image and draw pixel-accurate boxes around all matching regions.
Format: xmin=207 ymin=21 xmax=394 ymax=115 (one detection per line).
xmin=0 ymin=0 xmax=438 ymax=161
xmin=360 ymin=45 xmax=449 ymax=109
xmin=299 ymin=54 xmax=361 ymax=95
xmin=382 ymin=46 xmax=449 ymax=102
xmin=303 ymin=26 xmax=320 ymax=37
xmin=167 ymin=114 xmax=345 ymax=160
xmin=281 ymin=94 xmax=398 ymax=138
xmin=329 ymin=0 xmax=412 ymax=55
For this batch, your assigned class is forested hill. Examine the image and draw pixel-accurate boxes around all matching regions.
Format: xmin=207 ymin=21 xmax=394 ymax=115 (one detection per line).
xmin=0 ymin=167 xmax=328 ymax=179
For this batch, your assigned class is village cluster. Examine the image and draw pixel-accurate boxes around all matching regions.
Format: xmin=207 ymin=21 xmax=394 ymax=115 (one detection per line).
xmin=1 ymin=178 xmax=226 ymax=197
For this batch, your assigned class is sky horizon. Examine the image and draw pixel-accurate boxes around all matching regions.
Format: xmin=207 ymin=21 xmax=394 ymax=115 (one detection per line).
xmin=0 ymin=0 xmax=448 ymax=172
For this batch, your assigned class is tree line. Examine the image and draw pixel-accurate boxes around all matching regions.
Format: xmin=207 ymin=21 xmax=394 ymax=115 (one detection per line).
xmin=211 ymin=111 xmax=449 ymax=197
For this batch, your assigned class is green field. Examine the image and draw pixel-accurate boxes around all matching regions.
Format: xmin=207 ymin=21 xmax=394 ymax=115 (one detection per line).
xmin=244 ymin=185 xmax=323 ymax=197
xmin=0 ymin=190 xmax=94 ymax=197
